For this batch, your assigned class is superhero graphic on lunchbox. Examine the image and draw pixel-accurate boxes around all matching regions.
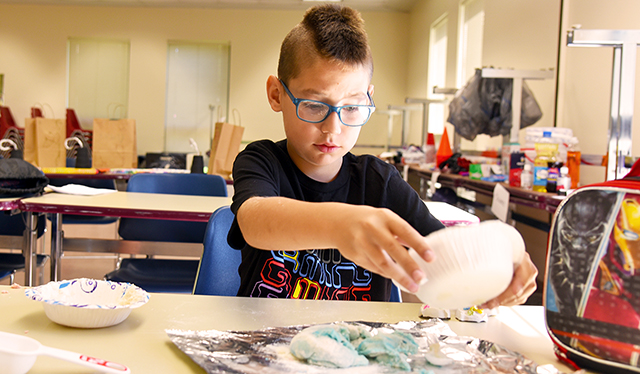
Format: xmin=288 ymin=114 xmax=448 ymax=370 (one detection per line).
xmin=546 ymin=190 xmax=640 ymax=367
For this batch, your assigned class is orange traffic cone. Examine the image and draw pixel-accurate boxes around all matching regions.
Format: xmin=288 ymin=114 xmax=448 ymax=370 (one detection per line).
xmin=436 ymin=127 xmax=453 ymax=167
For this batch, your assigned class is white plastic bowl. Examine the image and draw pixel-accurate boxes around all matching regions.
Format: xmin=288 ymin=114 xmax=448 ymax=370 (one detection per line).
xmin=25 ymin=278 xmax=149 ymax=328
xmin=395 ymin=220 xmax=525 ymax=309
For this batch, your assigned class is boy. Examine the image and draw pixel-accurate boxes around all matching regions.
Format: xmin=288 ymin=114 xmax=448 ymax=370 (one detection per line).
xmin=229 ymin=4 xmax=537 ymax=304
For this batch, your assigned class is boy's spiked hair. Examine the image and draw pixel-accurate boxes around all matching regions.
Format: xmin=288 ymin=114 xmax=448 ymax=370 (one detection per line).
xmin=278 ymin=4 xmax=373 ymax=84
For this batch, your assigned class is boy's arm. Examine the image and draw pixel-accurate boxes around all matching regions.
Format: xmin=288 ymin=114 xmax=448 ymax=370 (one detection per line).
xmin=237 ymin=196 xmax=435 ymax=293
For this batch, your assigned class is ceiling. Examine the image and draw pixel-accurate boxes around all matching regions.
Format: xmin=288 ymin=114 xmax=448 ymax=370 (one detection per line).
xmin=0 ymin=0 xmax=419 ymax=12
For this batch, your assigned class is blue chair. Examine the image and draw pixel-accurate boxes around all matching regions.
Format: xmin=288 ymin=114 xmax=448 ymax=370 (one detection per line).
xmin=193 ymin=206 xmax=240 ymax=296
xmin=105 ymin=173 xmax=228 ymax=293
xmin=389 ymin=283 xmax=402 ymax=302
xmin=0 ymin=211 xmax=48 ymax=283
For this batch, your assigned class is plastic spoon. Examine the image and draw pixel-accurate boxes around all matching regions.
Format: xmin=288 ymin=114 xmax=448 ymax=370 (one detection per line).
xmin=0 ymin=331 xmax=130 ymax=374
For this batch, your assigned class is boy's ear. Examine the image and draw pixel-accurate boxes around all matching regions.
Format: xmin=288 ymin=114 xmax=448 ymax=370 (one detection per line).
xmin=266 ymin=75 xmax=283 ymax=112
xmin=368 ymin=84 xmax=374 ymax=97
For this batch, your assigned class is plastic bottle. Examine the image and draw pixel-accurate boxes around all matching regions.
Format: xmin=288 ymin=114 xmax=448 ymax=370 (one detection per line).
xmin=566 ymin=141 xmax=581 ymax=189
xmin=501 ymin=143 xmax=520 ymax=176
xmin=424 ymin=133 xmax=436 ymax=164
xmin=521 ymin=164 xmax=533 ymax=190
xmin=509 ymin=167 xmax=522 ymax=187
xmin=533 ymin=132 xmax=558 ymax=193
xmin=546 ymin=162 xmax=561 ymax=193
xmin=557 ymin=166 xmax=571 ymax=194
xmin=508 ymin=152 xmax=525 ymax=187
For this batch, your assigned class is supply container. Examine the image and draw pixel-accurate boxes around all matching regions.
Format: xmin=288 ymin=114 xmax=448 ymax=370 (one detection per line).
xmin=533 ymin=132 xmax=558 ymax=193
xmin=501 ymin=143 xmax=520 ymax=176
xmin=566 ymin=143 xmax=580 ymax=189
xmin=508 ymin=152 xmax=525 ymax=187
xmin=424 ymin=133 xmax=436 ymax=164
xmin=469 ymin=164 xmax=482 ymax=180
xmin=524 ymin=127 xmax=575 ymax=166
xmin=557 ymin=166 xmax=571 ymax=193
xmin=521 ymin=164 xmax=533 ymax=190
xmin=546 ymin=161 xmax=562 ymax=193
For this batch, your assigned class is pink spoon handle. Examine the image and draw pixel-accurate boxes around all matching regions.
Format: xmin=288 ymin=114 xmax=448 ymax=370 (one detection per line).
xmin=40 ymin=346 xmax=130 ymax=374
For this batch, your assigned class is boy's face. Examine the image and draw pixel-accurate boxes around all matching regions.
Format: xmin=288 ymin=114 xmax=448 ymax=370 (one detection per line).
xmin=267 ymin=59 xmax=373 ymax=182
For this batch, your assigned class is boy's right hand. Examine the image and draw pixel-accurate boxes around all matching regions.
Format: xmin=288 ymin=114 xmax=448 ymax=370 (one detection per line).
xmin=330 ymin=205 xmax=436 ymax=293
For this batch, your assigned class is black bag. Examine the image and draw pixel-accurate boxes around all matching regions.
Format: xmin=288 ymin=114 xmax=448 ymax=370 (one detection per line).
xmin=0 ymin=158 xmax=49 ymax=197
xmin=447 ymin=69 xmax=543 ymax=141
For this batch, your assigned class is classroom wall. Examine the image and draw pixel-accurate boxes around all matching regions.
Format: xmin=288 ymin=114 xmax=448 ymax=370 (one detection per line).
xmin=557 ymin=0 xmax=640 ymax=185
xmin=482 ymin=0 xmax=560 ymax=129
xmin=0 ymin=4 xmax=410 ymax=156
xmin=2 ymin=0 xmax=637 ymax=184
xmin=405 ymin=0 xmax=457 ymax=145
xmin=405 ymin=0 xmax=561 ymax=153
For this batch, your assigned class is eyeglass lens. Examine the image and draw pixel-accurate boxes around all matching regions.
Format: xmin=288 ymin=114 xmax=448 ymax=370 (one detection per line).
xmin=297 ymin=101 xmax=372 ymax=126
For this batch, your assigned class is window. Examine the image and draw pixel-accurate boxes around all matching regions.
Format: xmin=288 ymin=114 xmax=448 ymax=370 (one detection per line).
xmin=457 ymin=0 xmax=499 ymax=151
xmin=427 ymin=15 xmax=448 ymax=135
xmin=67 ymin=38 xmax=130 ymax=128
xmin=165 ymin=41 xmax=230 ymax=153
xmin=457 ymin=0 xmax=484 ymax=87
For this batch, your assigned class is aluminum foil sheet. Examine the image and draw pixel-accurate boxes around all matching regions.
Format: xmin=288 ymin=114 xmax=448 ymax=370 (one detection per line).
xmin=167 ymin=320 xmax=570 ymax=374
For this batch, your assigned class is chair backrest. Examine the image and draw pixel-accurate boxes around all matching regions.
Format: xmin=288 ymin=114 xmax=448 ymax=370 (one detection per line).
xmin=0 ymin=212 xmax=45 ymax=238
xmin=118 ymin=173 xmax=227 ymax=242
xmin=125 ymin=173 xmax=227 ymax=197
xmin=0 ymin=106 xmax=17 ymax=130
xmin=0 ymin=187 xmax=45 ymax=238
xmin=66 ymin=108 xmax=84 ymax=134
xmin=389 ymin=283 xmax=402 ymax=302
xmin=193 ymin=206 xmax=241 ymax=296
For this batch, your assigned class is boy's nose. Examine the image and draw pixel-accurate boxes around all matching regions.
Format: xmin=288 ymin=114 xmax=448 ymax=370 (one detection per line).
xmin=319 ymin=111 xmax=342 ymax=134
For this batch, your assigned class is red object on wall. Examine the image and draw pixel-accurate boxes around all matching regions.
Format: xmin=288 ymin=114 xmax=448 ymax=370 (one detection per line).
xmin=30 ymin=107 xmax=43 ymax=118
xmin=66 ymin=108 xmax=93 ymax=148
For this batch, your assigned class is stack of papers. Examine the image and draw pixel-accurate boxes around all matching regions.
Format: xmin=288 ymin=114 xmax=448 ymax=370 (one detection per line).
xmin=46 ymin=184 xmax=117 ymax=196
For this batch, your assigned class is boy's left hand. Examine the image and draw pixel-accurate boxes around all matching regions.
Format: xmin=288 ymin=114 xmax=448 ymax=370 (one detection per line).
xmin=479 ymin=252 xmax=538 ymax=309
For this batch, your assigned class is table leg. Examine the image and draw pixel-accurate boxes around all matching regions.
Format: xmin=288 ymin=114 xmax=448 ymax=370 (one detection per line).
xmin=50 ymin=213 xmax=63 ymax=282
xmin=23 ymin=212 xmax=38 ymax=287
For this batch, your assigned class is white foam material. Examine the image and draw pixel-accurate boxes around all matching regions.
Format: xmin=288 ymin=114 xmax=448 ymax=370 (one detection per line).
xmin=395 ymin=220 xmax=525 ymax=309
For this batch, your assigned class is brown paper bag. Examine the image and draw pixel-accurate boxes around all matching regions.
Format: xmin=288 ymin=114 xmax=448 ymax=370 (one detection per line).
xmin=23 ymin=117 xmax=66 ymax=167
xmin=208 ymin=122 xmax=244 ymax=179
xmin=92 ymin=118 xmax=137 ymax=169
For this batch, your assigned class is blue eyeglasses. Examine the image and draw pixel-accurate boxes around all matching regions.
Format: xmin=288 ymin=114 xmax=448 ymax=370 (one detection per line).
xmin=279 ymin=79 xmax=376 ymax=127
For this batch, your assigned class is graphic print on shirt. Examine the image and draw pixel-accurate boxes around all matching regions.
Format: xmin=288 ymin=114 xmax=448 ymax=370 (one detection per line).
xmin=249 ymin=249 xmax=373 ymax=300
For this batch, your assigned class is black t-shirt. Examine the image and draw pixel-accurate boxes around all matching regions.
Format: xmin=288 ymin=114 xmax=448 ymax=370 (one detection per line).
xmin=229 ymin=139 xmax=444 ymax=301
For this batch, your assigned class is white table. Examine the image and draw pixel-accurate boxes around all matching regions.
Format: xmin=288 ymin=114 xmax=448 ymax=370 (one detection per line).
xmin=424 ymin=201 xmax=480 ymax=226
xmin=0 ymin=286 xmax=574 ymax=373
xmin=18 ymin=192 xmax=233 ymax=285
